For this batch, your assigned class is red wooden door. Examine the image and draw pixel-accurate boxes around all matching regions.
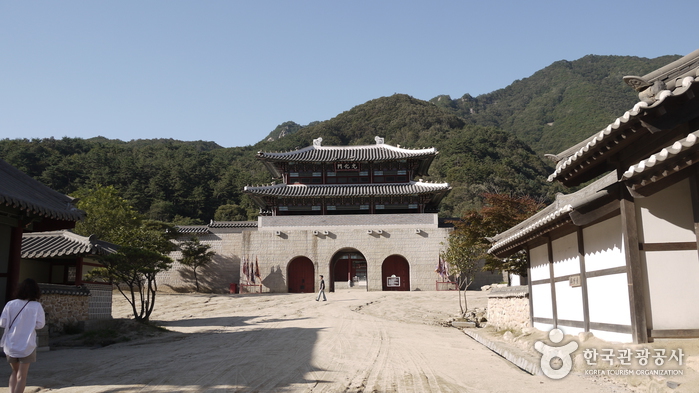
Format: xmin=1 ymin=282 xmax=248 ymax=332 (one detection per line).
xmin=382 ymin=255 xmax=410 ymax=291
xmin=288 ymin=257 xmax=315 ymax=293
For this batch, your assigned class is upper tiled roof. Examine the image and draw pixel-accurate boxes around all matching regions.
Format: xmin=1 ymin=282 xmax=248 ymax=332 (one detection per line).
xmin=257 ymin=137 xmax=438 ymax=178
xmin=0 ymin=159 xmax=85 ymax=222
xmin=244 ymin=181 xmax=451 ymax=198
xmin=547 ymin=49 xmax=699 ymax=186
xmin=258 ymin=140 xmax=437 ymax=163
xmin=21 ymin=230 xmax=118 ymax=259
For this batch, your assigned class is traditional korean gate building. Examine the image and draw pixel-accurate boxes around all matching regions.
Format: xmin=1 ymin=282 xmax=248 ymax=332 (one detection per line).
xmin=488 ymin=49 xmax=699 ymax=343
xmin=244 ymin=136 xmax=452 ymax=293
xmin=165 ymin=137 xmax=457 ymax=293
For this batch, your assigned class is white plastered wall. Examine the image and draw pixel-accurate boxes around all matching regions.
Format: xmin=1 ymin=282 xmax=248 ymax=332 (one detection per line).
xmin=552 ymin=232 xmax=584 ymax=336
xmin=637 ymin=178 xmax=699 ymax=330
xmin=530 ymin=243 xmax=552 ymax=331
xmin=583 ymin=216 xmax=632 ymax=342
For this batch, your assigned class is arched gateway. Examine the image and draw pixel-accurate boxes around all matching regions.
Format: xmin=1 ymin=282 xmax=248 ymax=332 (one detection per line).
xmin=382 ymin=255 xmax=410 ymax=291
xmin=331 ymin=250 xmax=367 ymax=291
xmin=288 ymin=257 xmax=314 ymax=293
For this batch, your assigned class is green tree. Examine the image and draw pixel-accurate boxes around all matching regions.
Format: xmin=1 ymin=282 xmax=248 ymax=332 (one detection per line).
xmin=440 ymin=229 xmax=484 ymax=316
xmin=73 ymin=185 xmax=175 ymax=322
xmin=214 ymin=204 xmax=248 ymax=221
xmin=88 ymin=246 xmax=172 ymax=322
xmin=72 ymin=185 xmax=141 ymax=243
xmin=441 ymin=193 xmax=542 ymax=315
xmin=178 ymin=237 xmax=216 ymax=292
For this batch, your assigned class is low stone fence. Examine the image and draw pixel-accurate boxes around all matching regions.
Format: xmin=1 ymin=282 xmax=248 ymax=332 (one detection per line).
xmin=39 ymin=283 xmax=90 ymax=334
xmin=487 ymin=285 xmax=530 ymax=332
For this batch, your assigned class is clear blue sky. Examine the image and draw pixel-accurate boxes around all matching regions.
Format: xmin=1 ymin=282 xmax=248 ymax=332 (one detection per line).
xmin=1 ymin=1 xmax=696 ymax=148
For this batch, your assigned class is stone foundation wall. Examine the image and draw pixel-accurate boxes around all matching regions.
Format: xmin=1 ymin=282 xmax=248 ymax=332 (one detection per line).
xmin=40 ymin=292 xmax=89 ymax=333
xmin=487 ymin=286 xmax=530 ymax=332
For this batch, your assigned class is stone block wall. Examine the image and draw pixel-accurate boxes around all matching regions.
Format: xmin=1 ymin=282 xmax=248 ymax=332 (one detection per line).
xmin=85 ymin=283 xmax=113 ymax=320
xmin=161 ymin=232 xmax=242 ymax=293
xmin=487 ymin=286 xmax=530 ymax=332
xmin=243 ymin=224 xmax=451 ymax=292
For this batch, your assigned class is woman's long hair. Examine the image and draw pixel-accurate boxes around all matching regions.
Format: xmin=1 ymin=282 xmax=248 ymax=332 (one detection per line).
xmin=15 ymin=278 xmax=41 ymax=301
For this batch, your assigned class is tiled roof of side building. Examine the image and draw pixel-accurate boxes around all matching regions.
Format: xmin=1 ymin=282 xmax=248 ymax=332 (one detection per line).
xmin=488 ymin=172 xmax=619 ymax=257
xmin=244 ymin=181 xmax=451 ymax=198
xmin=21 ymin=230 xmax=119 ymax=259
xmin=0 ymin=159 xmax=85 ymax=222
xmin=208 ymin=221 xmax=258 ymax=228
xmin=175 ymin=225 xmax=211 ymax=234
xmin=547 ymin=49 xmax=699 ymax=185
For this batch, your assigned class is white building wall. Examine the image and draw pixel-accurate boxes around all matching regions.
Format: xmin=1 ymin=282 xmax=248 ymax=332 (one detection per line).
xmin=529 ymin=243 xmax=552 ymax=330
xmin=582 ymin=216 xmax=632 ymax=342
xmin=637 ymin=178 xmax=699 ymax=330
xmin=583 ymin=215 xmax=625 ymax=272
xmin=552 ymin=233 xmax=584 ymax=335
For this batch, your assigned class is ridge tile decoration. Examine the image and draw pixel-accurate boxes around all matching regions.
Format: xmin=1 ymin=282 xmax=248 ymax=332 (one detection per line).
xmin=247 ymin=137 xmax=450 ymax=216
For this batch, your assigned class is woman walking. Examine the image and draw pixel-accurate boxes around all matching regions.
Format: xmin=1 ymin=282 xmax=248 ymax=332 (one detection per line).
xmin=0 ymin=278 xmax=45 ymax=393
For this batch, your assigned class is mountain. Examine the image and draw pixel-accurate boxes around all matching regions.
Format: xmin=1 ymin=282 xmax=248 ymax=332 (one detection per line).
xmin=253 ymin=94 xmax=562 ymax=215
xmin=430 ymin=54 xmax=681 ymax=155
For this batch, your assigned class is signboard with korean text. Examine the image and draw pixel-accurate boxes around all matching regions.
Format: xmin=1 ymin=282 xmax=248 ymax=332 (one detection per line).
xmin=335 ymin=162 xmax=360 ymax=171
xmin=387 ymin=275 xmax=400 ymax=287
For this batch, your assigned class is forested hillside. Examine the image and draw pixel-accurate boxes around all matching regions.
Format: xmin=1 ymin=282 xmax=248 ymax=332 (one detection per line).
xmin=429 ymin=54 xmax=680 ymax=154
xmin=0 ymin=53 xmax=678 ymax=223
xmin=0 ymin=95 xmax=563 ymax=222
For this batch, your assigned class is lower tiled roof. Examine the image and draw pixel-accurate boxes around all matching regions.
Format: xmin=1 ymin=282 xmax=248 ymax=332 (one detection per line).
xmin=622 ymin=130 xmax=699 ymax=187
xmin=21 ymin=230 xmax=118 ymax=259
xmin=244 ymin=181 xmax=450 ymax=198
xmin=208 ymin=221 xmax=258 ymax=228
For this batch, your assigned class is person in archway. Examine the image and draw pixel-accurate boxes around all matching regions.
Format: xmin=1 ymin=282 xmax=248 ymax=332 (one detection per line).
xmin=316 ymin=275 xmax=326 ymax=301
xmin=0 ymin=278 xmax=46 ymax=393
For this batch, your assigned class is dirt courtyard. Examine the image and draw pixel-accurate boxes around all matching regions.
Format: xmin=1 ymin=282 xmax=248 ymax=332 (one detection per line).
xmin=0 ymin=290 xmax=688 ymax=392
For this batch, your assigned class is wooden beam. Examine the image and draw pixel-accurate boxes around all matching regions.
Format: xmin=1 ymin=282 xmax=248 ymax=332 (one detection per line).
xmin=620 ymin=192 xmax=649 ymax=343
xmin=689 ymin=169 xmax=699 ymax=261
xmin=547 ymin=236 xmax=558 ymax=328
xmin=650 ymin=329 xmax=699 ymax=339
xmin=526 ymin=244 xmax=534 ymax=328
xmin=578 ymin=227 xmax=590 ymax=332
xmin=639 ymin=242 xmax=698 ymax=251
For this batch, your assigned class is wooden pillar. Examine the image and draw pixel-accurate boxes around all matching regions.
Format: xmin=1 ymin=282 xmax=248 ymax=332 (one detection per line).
xmin=577 ymin=227 xmax=590 ymax=332
xmin=75 ymin=256 xmax=84 ymax=285
xmin=688 ymin=170 xmax=699 ymax=260
xmin=620 ymin=191 xmax=648 ymax=343
xmin=6 ymin=222 xmax=23 ymax=301
xmin=547 ymin=235 xmax=558 ymax=328
xmin=526 ymin=244 xmax=534 ymax=327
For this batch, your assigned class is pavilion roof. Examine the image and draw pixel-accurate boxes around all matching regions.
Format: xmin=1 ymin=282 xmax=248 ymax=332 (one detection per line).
xmin=257 ymin=137 xmax=437 ymax=178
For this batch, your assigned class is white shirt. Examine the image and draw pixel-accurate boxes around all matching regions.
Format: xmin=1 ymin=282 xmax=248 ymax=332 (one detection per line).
xmin=0 ymin=299 xmax=46 ymax=358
